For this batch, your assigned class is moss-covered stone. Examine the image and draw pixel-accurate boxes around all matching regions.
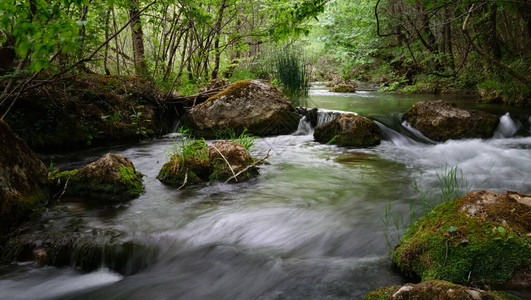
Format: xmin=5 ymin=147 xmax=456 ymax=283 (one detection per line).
xmin=402 ymin=100 xmax=500 ymax=141
xmin=0 ymin=120 xmax=49 ymax=236
xmin=51 ymin=153 xmax=144 ymax=201
xmin=185 ymin=80 xmax=300 ymax=137
xmin=365 ymin=280 xmax=519 ymax=300
xmin=314 ymin=114 xmax=382 ymax=147
xmin=157 ymin=140 xmax=260 ymax=187
xmin=330 ymin=84 xmax=356 ymax=93
xmin=392 ymin=191 xmax=531 ymax=288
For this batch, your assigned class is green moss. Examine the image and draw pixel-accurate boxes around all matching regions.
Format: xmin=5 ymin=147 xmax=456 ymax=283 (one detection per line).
xmin=50 ymin=167 xmax=144 ymax=201
xmin=0 ymin=189 xmax=49 ymax=235
xmin=364 ymin=285 xmax=400 ymax=300
xmin=392 ymin=199 xmax=531 ymax=286
xmin=205 ymin=80 xmax=251 ymax=103
xmin=157 ymin=154 xmax=209 ymax=186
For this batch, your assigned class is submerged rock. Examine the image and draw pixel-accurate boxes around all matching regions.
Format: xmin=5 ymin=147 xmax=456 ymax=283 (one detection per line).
xmin=0 ymin=120 xmax=49 ymax=235
xmin=51 ymin=153 xmax=144 ymax=201
xmin=365 ymin=280 xmax=517 ymax=300
xmin=314 ymin=114 xmax=382 ymax=147
xmin=185 ymin=80 xmax=300 ymax=137
xmin=402 ymin=100 xmax=499 ymax=141
xmin=392 ymin=190 xmax=531 ymax=288
xmin=157 ymin=140 xmax=259 ymax=187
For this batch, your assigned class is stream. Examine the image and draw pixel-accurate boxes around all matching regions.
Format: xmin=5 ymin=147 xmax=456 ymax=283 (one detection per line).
xmin=1 ymin=83 xmax=530 ymax=299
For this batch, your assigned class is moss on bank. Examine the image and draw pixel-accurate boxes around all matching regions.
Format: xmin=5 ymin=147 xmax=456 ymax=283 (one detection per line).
xmin=3 ymin=74 xmax=173 ymax=152
xmin=391 ymin=192 xmax=531 ymax=287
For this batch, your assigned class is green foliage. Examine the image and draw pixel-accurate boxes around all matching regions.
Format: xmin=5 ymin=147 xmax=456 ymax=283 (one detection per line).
xmin=166 ymin=127 xmax=209 ymax=163
xmin=270 ymin=45 xmax=310 ymax=99
xmin=129 ymin=105 xmax=151 ymax=137
xmin=215 ymin=127 xmax=257 ymax=151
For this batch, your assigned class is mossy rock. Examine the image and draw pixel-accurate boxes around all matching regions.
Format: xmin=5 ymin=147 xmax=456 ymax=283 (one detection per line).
xmin=330 ymin=84 xmax=356 ymax=93
xmin=51 ymin=153 xmax=144 ymax=201
xmin=157 ymin=140 xmax=260 ymax=187
xmin=185 ymin=80 xmax=300 ymax=138
xmin=402 ymin=100 xmax=500 ymax=141
xmin=392 ymin=191 xmax=531 ymax=288
xmin=314 ymin=114 xmax=382 ymax=147
xmin=365 ymin=280 xmax=519 ymax=300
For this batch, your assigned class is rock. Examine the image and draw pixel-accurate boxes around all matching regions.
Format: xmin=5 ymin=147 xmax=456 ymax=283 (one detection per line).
xmin=392 ymin=190 xmax=531 ymax=288
xmin=157 ymin=140 xmax=259 ymax=186
xmin=313 ymin=114 xmax=382 ymax=147
xmin=329 ymin=84 xmax=356 ymax=93
xmin=157 ymin=140 xmax=211 ymax=186
xmin=0 ymin=120 xmax=49 ymax=235
xmin=402 ymin=100 xmax=499 ymax=141
xmin=365 ymin=280 xmax=516 ymax=300
xmin=185 ymin=80 xmax=300 ymax=137
xmin=208 ymin=140 xmax=258 ymax=181
xmin=51 ymin=153 xmax=144 ymax=201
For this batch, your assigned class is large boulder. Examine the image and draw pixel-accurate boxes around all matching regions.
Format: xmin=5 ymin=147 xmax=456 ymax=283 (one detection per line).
xmin=392 ymin=191 xmax=531 ymax=288
xmin=51 ymin=153 xmax=144 ymax=201
xmin=157 ymin=140 xmax=259 ymax=186
xmin=365 ymin=280 xmax=517 ymax=300
xmin=0 ymin=120 xmax=49 ymax=235
xmin=402 ymin=100 xmax=499 ymax=141
xmin=314 ymin=114 xmax=382 ymax=147
xmin=185 ymin=80 xmax=300 ymax=137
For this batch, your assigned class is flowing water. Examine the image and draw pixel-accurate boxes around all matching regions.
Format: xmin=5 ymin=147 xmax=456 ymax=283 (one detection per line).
xmin=1 ymin=83 xmax=530 ymax=299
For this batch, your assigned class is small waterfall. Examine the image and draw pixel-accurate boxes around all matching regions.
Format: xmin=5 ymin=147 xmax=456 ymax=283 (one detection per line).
xmin=293 ymin=116 xmax=313 ymax=135
xmin=402 ymin=121 xmax=436 ymax=143
xmin=376 ymin=121 xmax=418 ymax=146
xmin=494 ymin=113 xmax=519 ymax=138
xmin=316 ymin=109 xmax=352 ymax=126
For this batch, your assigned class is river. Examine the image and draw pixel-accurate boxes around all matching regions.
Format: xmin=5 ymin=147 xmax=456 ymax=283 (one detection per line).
xmin=1 ymin=83 xmax=530 ymax=299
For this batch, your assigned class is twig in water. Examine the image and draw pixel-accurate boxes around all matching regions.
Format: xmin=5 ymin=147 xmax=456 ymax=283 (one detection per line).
xmin=53 ymin=177 xmax=70 ymax=201
xmin=177 ymin=168 xmax=188 ymax=190
xmin=225 ymin=149 xmax=271 ymax=183
xmin=211 ymin=144 xmax=237 ymax=181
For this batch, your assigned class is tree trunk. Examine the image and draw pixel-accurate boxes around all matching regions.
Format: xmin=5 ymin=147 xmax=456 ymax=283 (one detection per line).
xmin=211 ymin=0 xmax=228 ymax=79
xmin=129 ymin=0 xmax=148 ymax=77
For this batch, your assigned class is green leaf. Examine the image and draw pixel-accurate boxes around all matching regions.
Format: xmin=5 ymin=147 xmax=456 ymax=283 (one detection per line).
xmin=448 ymin=225 xmax=458 ymax=233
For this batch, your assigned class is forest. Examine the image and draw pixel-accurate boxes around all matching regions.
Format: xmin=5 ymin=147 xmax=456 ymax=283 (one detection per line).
xmin=1 ymin=0 xmax=530 ymax=115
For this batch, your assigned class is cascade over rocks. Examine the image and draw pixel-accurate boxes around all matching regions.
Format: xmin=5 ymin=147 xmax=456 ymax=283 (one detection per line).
xmin=0 ymin=120 xmax=49 ymax=235
xmin=402 ymin=100 xmax=499 ymax=141
xmin=313 ymin=113 xmax=382 ymax=147
xmin=185 ymin=80 xmax=300 ymax=137
xmin=50 ymin=153 xmax=144 ymax=201
xmin=365 ymin=280 xmax=516 ymax=300
xmin=392 ymin=190 xmax=531 ymax=288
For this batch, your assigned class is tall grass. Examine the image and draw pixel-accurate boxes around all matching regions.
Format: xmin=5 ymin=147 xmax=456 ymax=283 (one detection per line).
xmin=382 ymin=165 xmax=472 ymax=250
xmin=215 ymin=127 xmax=257 ymax=151
xmin=271 ymin=46 xmax=310 ymax=100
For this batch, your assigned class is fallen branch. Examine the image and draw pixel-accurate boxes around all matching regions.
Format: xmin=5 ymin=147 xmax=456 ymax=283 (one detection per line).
xmin=225 ymin=149 xmax=271 ymax=183
xmin=177 ymin=167 xmax=188 ymax=190
xmin=211 ymin=144 xmax=237 ymax=181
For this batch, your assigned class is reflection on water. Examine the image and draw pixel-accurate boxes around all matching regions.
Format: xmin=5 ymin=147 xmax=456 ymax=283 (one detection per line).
xmin=1 ymin=84 xmax=530 ymax=299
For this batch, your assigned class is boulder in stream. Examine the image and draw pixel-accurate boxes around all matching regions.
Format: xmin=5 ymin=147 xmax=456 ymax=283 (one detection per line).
xmin=313 ymin=114 xmax=382 ymax=147
xmin=329 ymin=84 xmax=356 ymax=93
xmin=157 ymin=140 xmax=259 ymax=187
xmin=0 ymin=120 xmax=49 ymax=235
xmin=402 ymin=100 xmax=499 ymax=141
xmin=185 ymin=80 xmax=300 ymax=137
xmin=365 ymin=280 xmax=517 ymax=300
xmin=50 ymin=153 xmax=144 ymax=201
xmin=392 ymin=190 xmax=531 ymax=288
